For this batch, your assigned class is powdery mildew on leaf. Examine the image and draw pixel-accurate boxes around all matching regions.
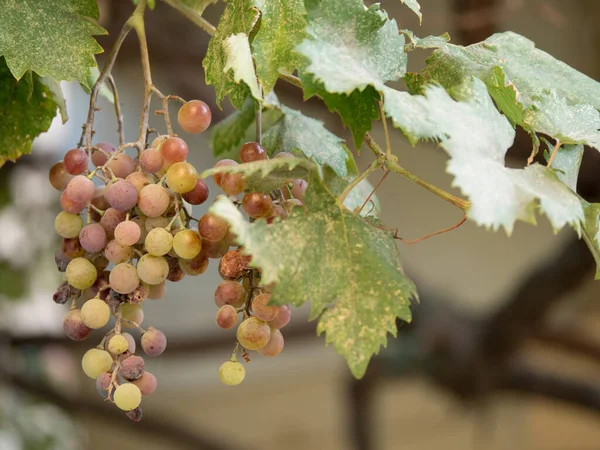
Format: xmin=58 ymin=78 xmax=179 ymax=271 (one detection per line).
xmin=210 ymin=174 xmax=416 ymax=378
xmin=383 ymin=78 xmax=584 ymax=235
xmin=223 ymin=33 xmax=262 ymax=101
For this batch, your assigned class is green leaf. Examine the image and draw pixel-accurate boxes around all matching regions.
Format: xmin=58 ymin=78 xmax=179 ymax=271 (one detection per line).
xmin=0 ymin=0 xmax=106 ymax=84
xmin=81 ymin=65 xmax=115 ymax=104
xmin=203 ymin=0 xmax=259 ymax=109
xmin=262 ymin=105 xmax=350 ymax=177
xmin=423 ymin=32 xmax=600 ymax=149
xmin=297 ymin=0 xmax=406 ymax=94
xmin=252 ymin=0 xmax=306 ymax=92
xmin=399 ymin=0 xmax=422 ymax=23
xmin=0 ymin=58 xmax=58 ymax=167
xmin=402 ymin=30 xmax=449 ymax=51
xmin=175 ymin=0 xmax=220 ymax=13
xmin=210 ymin=173 xmax=416 ymax=378
xmin=550 ymin=144 xmax=583 ymax=192
xmin=223 ymin=33 xmax=262 ymax=101
xmin=582 ymin=202 xmax=600 ymax=279
xmin=382 ymin=78 xmax=584 ymax=234
xmin=39 ymin=77 xmax=68 ymax=123
xmin=300 ymin=72 xmax=380 ymax=148
xmin=201 ymin=157 xmax=314 ymax=192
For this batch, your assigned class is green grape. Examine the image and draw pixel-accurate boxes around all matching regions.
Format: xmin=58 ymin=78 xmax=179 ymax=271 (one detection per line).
xmin=54 ymin=211 xmax=83 ymax=238
xmin=122 ymin=303 xmax=144 ymax=328
xmin=82 ymin=348 xmax=113 ymax=379
xmin=236 ymin=317 xmax=270 ymax=350
xmin=108 ymin=334 xmax=130 ymax=355
xmin=137 ymin=254 xmax=169 ymax=285
xmin=166 ymin=162 xmax=198 ymax=194
xmin=172 ymin=230 xmax=201 ymax=259
xmin=110 ymin=263 xmax=140 ymax=294
xmin=145 ymin=228 xmax=173 ymax=256
xmin=81 ymin=298 xmax=111 ymax=329
xmin=219 ymin=360 xmax=245 ymax=386
xmin=113 ymin=383 xmax=142 ymax=411
xmin=66 ymin=257 xmax=97 ymax=290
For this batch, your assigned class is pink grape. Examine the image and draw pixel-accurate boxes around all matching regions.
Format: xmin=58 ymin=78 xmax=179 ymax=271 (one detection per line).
xmin=268 ymin=304 xmax=291 ymax=329
xmin=138 ymin=184 xmax=170 ymax=217
xmin=105 ymin=180 xmax=138 ymax=211
xmin=65 ymin=175 xmax=95 ymax=203
xmin=212 ymin=159 xmax=237 ymax=187
xmin=63 ymin=309 xmax=93 ymax=341
xmin=96 ymin=372 xmax=112 ymax=399
xmin=92 ymin=142 xmax=115 ymax=167
xmin=126 ymin=171 xmax=153 ymax=193
xmin=64 ymin=148 xmax=89 ymax=175
xmin=141 ymin=327 xmax=167 ymax=356
xmin=214 ymin=280 xmax=244 ymax=308
xmin=119 ymin=355 xmax=145 ymax=381
xmin=251 ymin=293 xmax=279 ymax=322
xmin=216 ymin=305 xmax=238 ymax=330
xmin=139 ymin=148 xmax=164 ymax=174
xmin=177 ymin=100 xmax=211 ymax=134
xmin=114 ymin=221 xmax=141 ymax=246
xmin=131 ymin=371 xmax=157 ymax=395
xmin=104 ymin=239 xmax=132 ymax=264
xmin=148 ymin=282 xmax=166 ymax=300
xmin=79 ymin=223 xmax=107 ymax=253
xmin=258 ymin=329 xmax=284 ymax=357
xmin=160 ymin=137 xmax=188 ymax=163
xmin=60 ymin=190 xmax=86 ymax=214
xmin=107 ymin=153 xmax=135 ymax=178
xmin=100 ymin=208 xmax=126 ymax=237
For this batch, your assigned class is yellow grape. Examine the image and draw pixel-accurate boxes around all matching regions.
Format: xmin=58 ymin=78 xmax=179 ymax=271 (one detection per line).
xmin=219 ymin=360 xmax=245 ymax=386
xmin=113 ymin=383 xmax=142 ymax=411
xmin=109 ymin=262 xmax=140 ymax=294
xmin=172 ymin=230 xmax=202 ymax=259
xmin=54 ymin=211 xmax=83 ymax=238
xmin=82 ymin=348 xmax=113 ymax=379
xmin=236 ymin=317 xmax=270 ymax=350
xmin=108 ymin=334 xmax=130 ymax=355
xmin=145 ymin=228 xmax=173 ymax=256
xmin=166 ymin=162 xmax=198 ymax=193
xmin=66 ymin=257 xmax=97 ymax=290
xmin=136 ymin=254 xmax=169 ymax=285
xmin=81 ymin=298 xmax=111 ymax=329
xmin=121 ymin=303 xmax=144 ymax=328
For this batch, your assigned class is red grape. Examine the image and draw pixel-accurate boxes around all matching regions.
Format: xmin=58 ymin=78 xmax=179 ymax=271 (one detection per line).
xmin=100 ymin=208 xmax=126 ymax=237
xmin=49 ymin=161 xmax=74 ymax=190
xmin=92 ymin=142 xmax=116 ymax=167
xmin=242 ymin=192 xmax=272 ymax=218
xmin=216 ymin=305 xmax=238 ymax=329
xmin=139 ymin=148 xmax=164 ymax=174
xmin=160 ymin=137 xmax=188 ymax=163
xmin=107 ymin=153 xmax=135 ymax=178
xmin=63 ymin=309 xmax=93 ymax=341
xmin=65 ymin=175 xmax=95 ymax=203
xmin=240 ymin=142 xmax=267 ymax=162
xmin=64 ymin=148 xmax=89 ymax=175
xmin=177 ymin=100 xmax=212 ymax=134
xmin=220 ymin=172 xmax=245 ymax=196
xmin=60 ymin=190 xmax=86 ymax=214
xmin=214 ymin=280 xmax=245 ymax=308
xmin=105 ymin=180 xmax=138 ymax=211
xmin=213 ymin=159 xmax=237 ymax=187
xmin=198 ymin=213 xmax=228 ymax=242
xmin=182 ymin=178 xmax=209 ymax=205
xmin=79 ymin=223 xmax=107 ymax=253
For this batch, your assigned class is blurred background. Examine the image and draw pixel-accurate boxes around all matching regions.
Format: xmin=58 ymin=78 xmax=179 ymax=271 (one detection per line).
xmin=2 ymin=0 xmax=600 ymax=449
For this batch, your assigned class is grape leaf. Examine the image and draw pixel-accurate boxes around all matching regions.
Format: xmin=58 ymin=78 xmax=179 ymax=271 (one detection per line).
xmin=203 ymin=0 xmax=259 ymax=108
xmin=200 ymin=157 xmax=314 ymax=193
xmin=582 ymin=202 xmax=600 ymax=280
xmin=300 ymin=72 xmax=380 ymax=148
xmin=176 ymin=0 xmax=220 ymax=13
xmin=210 ymin=173 xmax=416 ymax=378
xmin=296 ymin=0 xmax=406 ymax=95
xmin=399 ymin=0 xmax=422 ymax=23
xmin=382 ymin=78 xmax=584 ymax=234
xmin=81 ymin=65 xmax=115 ymax=105
xmin=402 ymin=30 xmax=450 ymax=51
xmin=223 ymin=33 xmax=262 ymax=101
xmin=0 ymin=0 xmax=106 ymax=84
xmin=39 ymin=77 xmax=68 ymax=124
xmin=252 ymin=0 xmax=306 ymax=92
xmin=551 ymin=144 xmax=583 ymax=192
xmin=0 ymin=59 xmax=58 ymax=167
xmin=262 ymin=105 xmax=350 ymax=177
xmin=423 ymin=32 xmax=600 ymax=149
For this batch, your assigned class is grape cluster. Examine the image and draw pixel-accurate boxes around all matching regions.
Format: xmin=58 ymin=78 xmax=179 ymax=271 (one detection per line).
xmin=50 ymin=100 xmax=211 ymax=419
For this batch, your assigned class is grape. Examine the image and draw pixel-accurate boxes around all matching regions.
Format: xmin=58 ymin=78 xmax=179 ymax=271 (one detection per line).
xmin=219 ymin=360 xmax=245 ymax=386
xmin=64 ymin=148 xmax=89 ymax=175
xmin=61 ymin=237 xmax=84 ymax=258
xmin=179 ymin=253 xmax=208 ymax=276
xmin=89 ymin=252 xmax=110 ymax=271
xmin=219 ymin=249 xmax=251 ymax=280
xmin=119 ymin=355 xmax=145 ymax=380
xmin=291 ymin=179 xmax=308 ymax=200
xmin=268 ymin=304 xmax=291 ymax=329
xmin=145 ymin=216 xmax=169 ymax=232
xmin=166 ymin=162 xmax=197 ymax=193
xmin=121 ymin=303 xmax=144 ymax=327
xmin=106 ymin=180 xmax=138 ymax=211
xmin=55 ymin=249 xmax=71 ymax=272
xmin=251 ymin=293 xmax=279 ymax=322
xmin=92 ymin=142 xmax=115 ymax=167
xmin=121 ymin=332 xmax=136 ymax=354
xmin=172 ymin=230 xmax=201 ymax=259
xmin=65 ymin=175 xmax=95 ymax=203
xmin=81 ymin=298 xmax=111 ymax=329
xmin=109 ymin=263 xmax=140 ymax=294
xmin=63 ymin=309 xmax=92 ymax=341
xmin=49 ymin=161 xmax=74 ymax=191
xmin=107 ymin=289 xmax=128 ymax=308
xmin=236 ymin=317 xmax=271 ymax=350
xmin=60 ymin=190 xmax=86 ymax=214
xmin=182 ymin=178 xmax=209 ymax=205
xmin=266 ymin=204 xmax=288 ymax=224
xmin=131 ymin=215 xmax=148 ymax=244
xmin=144 ymin=228 xmax=173 ymax=256
xmin=220 ymin=172 xmax=245 ymax=196
xmin=66 ymin=257 xmax=97 ymax=289
xmin=212 ymin=159 xmax=237 ymax=187
xmin=96 ymin=372 xmax=112 ymax=399
xmin=84 ymin=270 xmax=110 ymax=299
xmin=126 ymin=171 xmax=153 ymax=193
xmin=216 ymin=305 xmax=238 ymax=330
xmin=148 ymin=282 xmax=166 ymax=300
xmin=200 ymin=239 xmax=229 ymax=259
xmin=136 ymin=254 xmax=169 ymax=285
xmin=114 ymin=220 xmax=141 ymax=246
xmin=126 ymin=407 xmax=143 ymax=422
xmin=240 ymin=142 xmax=266 ymax=163
xmin=258 ymin=328 xmax=284 ymax=357
xmin=54 ymin=211 xmax=83 ymax=239
xmin=242 ymin=192 xmax=272 ymax=218
xmin=108 ymin=334 xmax=130 ymax=355
xmin=104 ymin=239 xmax=132 ymax=264
xmin=198 ymin=213 xmax=228 ymax=242
xmin=130 ymin=284 xmax=148 ymax=304
xmin=178 ymin=100 xmax=212 ymax=134
xmin=151 ymin=135 xmax=168 ymax=149
xmin=107 ymin=153 xmax=135 ymax=178
xmin=166 ymin=256 xmax=185 ymax=282
xmin=141 ymin=327 xmax=167 ymax=356
xmin=139 ymin=184 xmax=170 ymax=217
xmin=275 ymin=152 xmax=295 ymax=159
xmin=214 ymin=280 xmax=245 ymax=308
xmin=54 ymin=281 xmax=80 ymax=305
xmin=160 ymin=136 xmax=188 ymax=163
xmin=82 ymin=348 xmax=113 ymax=379
xmin=131 ymin=371 xmax=157 ymax=395
xmin=114 ymin=383 xmax=142 ymax=411
xmin=100 ymin=207 xmax=126 ymax=237
xmin=79 ymin=223 xmax=107 ymax=253
xmin=139 ymin=148 xmax=164 ymax=174
xmin=89 ymin=190 xmax=109 ymax=220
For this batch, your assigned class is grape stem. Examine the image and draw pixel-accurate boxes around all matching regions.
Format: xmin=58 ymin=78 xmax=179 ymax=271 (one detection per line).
xmin=107 ymin=75 xmax=125 ymax=146
xmin=337 ymin=159 xmax=380 ymax=206
xmin=151 ymin=88 xmax=187 ymax=136
xmin=547 ymin=139 xmax=562 ymax=168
